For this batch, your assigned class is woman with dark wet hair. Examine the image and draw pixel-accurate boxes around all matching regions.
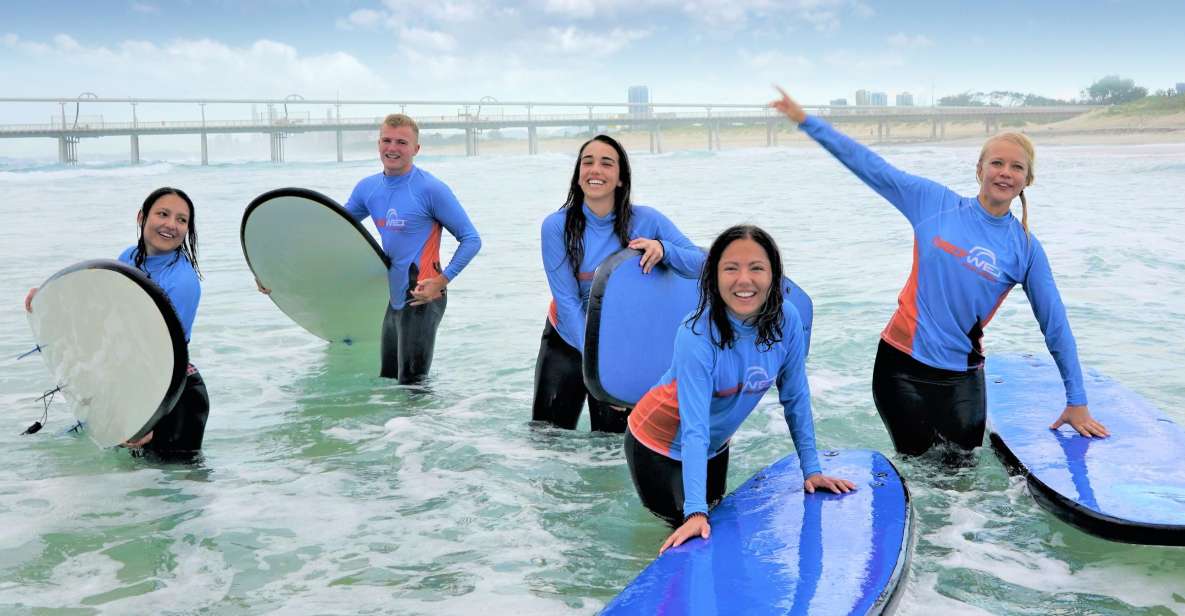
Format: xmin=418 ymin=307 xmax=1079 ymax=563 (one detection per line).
xmin=534 ymin=135 xmax=703 ymax=432
xmin=626 ymin=225 xmax=854 ymax=554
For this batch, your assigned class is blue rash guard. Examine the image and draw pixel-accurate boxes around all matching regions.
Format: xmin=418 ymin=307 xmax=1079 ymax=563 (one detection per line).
xmin=119 ymin=247 xmax=200 ymax=343
xmin=540 ymin=204 xmax=704 ymax=351
xmin=800 ymin=116 xmax=1087 ymax=406
xmin=628 ymin=299 xmax=822 ymax=516
xmin=345 ymin=166 xmax=482 ymax=310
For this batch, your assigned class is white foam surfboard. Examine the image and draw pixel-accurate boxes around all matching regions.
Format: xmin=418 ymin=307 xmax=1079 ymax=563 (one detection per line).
xmin=27 ymin=260 xmax=188 ymax=448
xmin=241 ymin=188 xmax=390 ymax=346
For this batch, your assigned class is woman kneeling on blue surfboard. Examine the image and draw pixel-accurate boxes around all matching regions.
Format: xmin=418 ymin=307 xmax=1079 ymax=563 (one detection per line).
xmin=770 ymin=87 xmax=1109 ymax=458
xmin=26 ymin=187 xmax=209 ymax=459
xmin=626 ymin=225 xmax=854 ymax=553
xmin=534 ymin=135 xmax=704 ymax=432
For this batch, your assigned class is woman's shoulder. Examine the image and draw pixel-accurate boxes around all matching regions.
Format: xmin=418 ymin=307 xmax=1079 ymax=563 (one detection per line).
xmin=117 ymin=246 xmax=136 ymax=265
xmin=541 ymin=208 xmax=568 ymax=232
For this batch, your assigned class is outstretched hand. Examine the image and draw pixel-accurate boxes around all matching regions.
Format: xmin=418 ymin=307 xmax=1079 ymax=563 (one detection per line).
xmin=1050 ymin=404 xmax=1109 ymax=438
xmin=804 ymin=473 xmax=857 ymax=494
xmin=769 ymin=86 xmax=807 ymax=124
xmin=660 ymin=514 xmax=710 ymax=555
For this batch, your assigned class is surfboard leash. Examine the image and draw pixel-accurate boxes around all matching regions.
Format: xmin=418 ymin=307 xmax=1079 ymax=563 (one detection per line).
xmin=21 ymin=385 xmax=60 ymax=435
xmin=15 ymin=345 xmax=42 ymax=360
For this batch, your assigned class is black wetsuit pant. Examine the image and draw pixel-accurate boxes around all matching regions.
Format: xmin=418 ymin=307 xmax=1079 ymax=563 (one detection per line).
xmin=871 ymin=340 xmax=986 ymax=456
xmin=624 ymin=429 xmax=729 ymax=527
xmin=380 ymin=266 xmax=447 ymax=384
xmin=531 ymin=320 xmax=628 ymax=432
xmin=141 ymin=366 xmax=209 ymax=461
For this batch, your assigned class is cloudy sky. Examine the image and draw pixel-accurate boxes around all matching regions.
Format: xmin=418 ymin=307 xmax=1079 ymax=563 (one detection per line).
xmin=1 ymin=0 xmax=1182 ymax=122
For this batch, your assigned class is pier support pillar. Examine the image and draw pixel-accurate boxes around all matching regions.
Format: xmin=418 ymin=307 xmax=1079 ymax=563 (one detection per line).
xmin=57 ymin=136 xmax=79 ymax=164
xmin=336 ymin=129 xmax=343 ymax=163
xmin=130 ymin=134 xmax=140 ymax=165
xmin=930 ymin=119 xmax=937 ymax=139
xmin=270 ymin=132 xmax=286 ymax=163
xmin=465 ymin=128 xmax=478 ymax=156
xmin=201 ymin=132 xmax=208 ymax=166
xmin=649 ymin=127 xmax=656 ymax=154
xmin=877 ymin=121 xmax=884 ymax=142
xmin=655 ymin=124 xmax=664 ymax=154
xmin=940 ymin=121 xmax=946 ymax=138
xmin=766 ymin=121 xmax=774 ymax=147
xmin=528 ymin=126 xmax=538 ymax=155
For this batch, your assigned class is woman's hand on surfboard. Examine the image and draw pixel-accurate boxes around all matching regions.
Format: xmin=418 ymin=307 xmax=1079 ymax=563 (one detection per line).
xmin=660 ymin=514 xmax=710 ymax=555
xmin=628 ymin=238 xmax=665 ymax=274
xmin=24 ymin=287 xmax=37 ymax=312
xmin=410 ymin=275 xmax=448 ymax=306
xmin=804 ymin=473 xmax=857 ymax=494
xmin=770 ymin=86 xmax=807 ymax=124
xmin=255 ymin=278 xmax=271 ymax=295
xmin=1050 ymin=404 xmax=1110 ymax=438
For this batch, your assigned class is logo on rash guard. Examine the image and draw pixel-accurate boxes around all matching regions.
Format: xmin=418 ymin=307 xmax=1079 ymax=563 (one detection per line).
xmin=933 ymin=236 xmax=1001 ymax=282
xmin=965 ymin=246 xmax=1002 ymax=280
xmin=383 ymin=208 xmax=406 ymax=230
xmin=743 ymin=366 xmax=775 ymax=393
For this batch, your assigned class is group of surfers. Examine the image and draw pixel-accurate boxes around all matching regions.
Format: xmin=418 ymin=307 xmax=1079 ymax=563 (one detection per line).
xmin=23 ymin=86 xmax=1110 ymax=554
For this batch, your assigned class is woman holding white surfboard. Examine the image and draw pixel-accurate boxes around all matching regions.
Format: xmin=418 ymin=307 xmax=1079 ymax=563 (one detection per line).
xmin=26 ymin=187 xmax=209 ymax=458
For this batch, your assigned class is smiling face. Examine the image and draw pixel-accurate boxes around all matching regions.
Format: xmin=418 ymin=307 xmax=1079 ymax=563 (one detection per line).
xmin=976 ymin=137 xmax=1033 ymax=213
xmin=139 ymin=193 xmax=190 ymax=256
xmin=577 ymin=140 xmax=622 ymax=211
xmin=717 ymin=238 xmax=773 ymax=319
xmin=378 ymin=124 xmax=420 ymax=176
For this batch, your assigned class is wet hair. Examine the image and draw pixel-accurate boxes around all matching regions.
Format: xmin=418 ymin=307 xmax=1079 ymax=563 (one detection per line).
xmin=977 ymin=132 xmax=1035 ymax=236
xmin=382 ymin=113 xmax=420 ymax=138
xmin=133 ymin=187 xmax=201 ymax=279
xmin=689 ymin=225 xmax=784 ymax=350
xmin=560 ymin=135 xmax=634 ymax=277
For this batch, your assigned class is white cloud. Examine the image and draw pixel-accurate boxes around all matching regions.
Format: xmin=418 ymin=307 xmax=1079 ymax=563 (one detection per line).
xmin=130 ymin=2 xmax=159 ymax=14
xmin=337 ymin=9 xmax=385 ymax=30
xmin=887 ymin=32 xmax=933 ymax=49
xmin=399 ymin=26 xmax=457 ymax=52
xmin=739 ymin=49 xmax=813 ymax=71
xmin=544 ymin=26 xmax=650 ymax=54
xmin=1 ymin=34 xmax=387 ymax=99
xmin=823 ymin=49 xmax=905 ymax=70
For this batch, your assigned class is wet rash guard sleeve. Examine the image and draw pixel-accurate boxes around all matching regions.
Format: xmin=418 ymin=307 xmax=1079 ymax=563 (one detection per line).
xmin=675 ymin=326 xmax=718 ymax=517
xmin=778 ymin=309 xmax=822 ymax=479
xmin=541 ymin=216 xmax=588 ymax=350
xmin=1023 ymin=237 xmax=1088 ymax=406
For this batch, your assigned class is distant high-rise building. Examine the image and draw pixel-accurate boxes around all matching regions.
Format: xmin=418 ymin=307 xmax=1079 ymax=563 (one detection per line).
xmin=896 ymin=92 xmax=914 ymax=106
xmin=628 ymin=86 xmax=651 ymax=118
xmin=870 ymin=91 xmax=888 ymax=106
xmin=1177 ymin=82 xmax=1185 ymax=95
xmin=830 ymin=98 xmax=848 ymax=106
xmin=855 ymin=89 xmax=870 ymax=106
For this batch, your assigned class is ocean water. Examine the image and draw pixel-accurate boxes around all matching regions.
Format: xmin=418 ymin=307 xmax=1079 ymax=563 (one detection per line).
xmin=0 ymin=139 xmax=1183 ymax=615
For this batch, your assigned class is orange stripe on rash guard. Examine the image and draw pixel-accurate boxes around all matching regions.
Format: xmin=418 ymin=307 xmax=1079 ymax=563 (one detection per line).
xmin=548 ymin=298 xmax=559 ymax=328
xmin=627 ymin=381 xmax=681 ymax=456
xmin=418 ymin=223 xmax=443 ymax=280
xmin=577 ymin=271 xmax=595 ymax=281
xmin=881 ymin=239 xmax=921 ymax=354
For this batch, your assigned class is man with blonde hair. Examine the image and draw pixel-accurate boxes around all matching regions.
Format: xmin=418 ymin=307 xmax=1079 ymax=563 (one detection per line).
xmin=343 ymin=113 xmax=482 ymax=383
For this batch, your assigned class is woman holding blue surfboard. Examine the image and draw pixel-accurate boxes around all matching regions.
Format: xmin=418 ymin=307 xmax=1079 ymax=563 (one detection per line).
xmin=534 ymin=135 xmax=704 ymax=432
xmin=25 ymin=187 xmax=209 ymax=458
xmin=770 ymin=87 xmax=1109 ymax=457
xmin=626 ymin=225 xmax=854 ymax=553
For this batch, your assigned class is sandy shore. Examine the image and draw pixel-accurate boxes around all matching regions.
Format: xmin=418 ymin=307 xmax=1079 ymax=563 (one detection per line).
xmin=418 ymin=108 xmax=1185 ymax=157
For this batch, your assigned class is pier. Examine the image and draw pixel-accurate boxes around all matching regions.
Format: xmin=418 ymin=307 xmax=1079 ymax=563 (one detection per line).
xmin=0 ymin=96 xmax=1094 ymax=165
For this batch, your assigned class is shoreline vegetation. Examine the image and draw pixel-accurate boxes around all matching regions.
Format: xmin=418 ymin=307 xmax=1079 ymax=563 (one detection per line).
xmin=421 ymin=95 xmax=1185 ymax=156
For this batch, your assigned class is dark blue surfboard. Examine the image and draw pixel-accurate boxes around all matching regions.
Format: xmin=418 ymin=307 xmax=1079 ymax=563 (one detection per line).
xmin=603 ymin=450 xmax=913 ymax=615
xmin=584 ymin=248 xmax=812 ymax=407
xmin=987 ymin=354 xmax=1185 ymax=545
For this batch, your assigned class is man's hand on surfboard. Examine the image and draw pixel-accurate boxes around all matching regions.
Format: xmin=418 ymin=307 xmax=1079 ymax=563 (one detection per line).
xmin=1050 ymin=404 xmax=1110 ymax=438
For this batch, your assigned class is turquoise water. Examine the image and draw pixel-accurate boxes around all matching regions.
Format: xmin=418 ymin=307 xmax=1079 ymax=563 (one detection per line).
xmin=1 ymin=140 xmax=1183 ymax=614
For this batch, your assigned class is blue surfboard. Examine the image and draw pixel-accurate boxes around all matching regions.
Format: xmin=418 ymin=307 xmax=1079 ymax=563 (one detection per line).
xmin=584 ymin=248 xmax=812 ymax=407
xmin=603 ymin=450 xmax=913 ymax=615
xmin=987 ymin=354 xmax=1185 ymax=545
